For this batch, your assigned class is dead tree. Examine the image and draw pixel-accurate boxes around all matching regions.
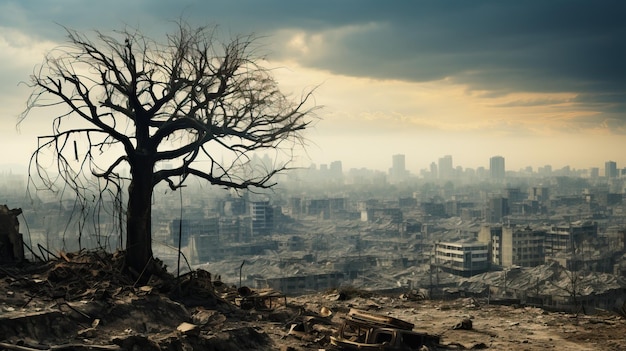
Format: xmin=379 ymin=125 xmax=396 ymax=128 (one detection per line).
xmin=550 ymin=262 xmax=587 ymax=315
xmin=19 ymin=22 xmax=315 ymax=277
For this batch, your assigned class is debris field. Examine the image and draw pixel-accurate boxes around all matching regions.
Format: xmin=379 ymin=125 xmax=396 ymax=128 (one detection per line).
xmin=0 ymin=250 xmax=625 ymax=350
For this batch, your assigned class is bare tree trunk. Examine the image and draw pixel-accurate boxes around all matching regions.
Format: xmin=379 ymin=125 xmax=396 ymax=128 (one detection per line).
xmin=125 ymin=156 xmax=154 ymax=276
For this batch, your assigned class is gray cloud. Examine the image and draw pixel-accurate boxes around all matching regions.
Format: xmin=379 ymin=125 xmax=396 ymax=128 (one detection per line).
xmin=2 ymin=0 xmax=624 ymax=120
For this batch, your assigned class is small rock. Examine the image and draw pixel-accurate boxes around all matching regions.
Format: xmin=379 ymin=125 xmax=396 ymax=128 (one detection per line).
xmin=177 ymin=322 xmax=199 ymax=336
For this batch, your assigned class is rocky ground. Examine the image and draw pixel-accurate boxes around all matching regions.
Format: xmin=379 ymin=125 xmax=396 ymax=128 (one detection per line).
xmin=0 ymin=251 xmax=625 ymax=350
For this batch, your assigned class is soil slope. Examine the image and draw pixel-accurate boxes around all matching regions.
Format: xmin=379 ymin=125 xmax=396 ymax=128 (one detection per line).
xmin=0 ymin=252 xmax=625 ymax=350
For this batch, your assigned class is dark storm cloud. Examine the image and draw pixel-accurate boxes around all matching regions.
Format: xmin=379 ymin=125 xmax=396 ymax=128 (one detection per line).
xmin=296 ymin=1 xmax=625 ymax=92
xmin=189 ymin=1 xmax=626 ymax=117
xmin=3 ymin=0 xmax=624 ymax=116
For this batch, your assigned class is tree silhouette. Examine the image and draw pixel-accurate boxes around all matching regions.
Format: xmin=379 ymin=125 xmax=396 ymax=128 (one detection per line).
xmin=19 ymin=22 xmax=315 ymax=277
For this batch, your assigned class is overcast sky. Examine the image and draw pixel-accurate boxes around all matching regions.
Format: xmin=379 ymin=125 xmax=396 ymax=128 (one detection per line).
xmin=1 ymin=0 xmax=625 ymax=174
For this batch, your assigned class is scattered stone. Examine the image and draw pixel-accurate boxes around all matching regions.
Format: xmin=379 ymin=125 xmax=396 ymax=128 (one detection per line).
xmin=177 ymin=322 xmax=199 ymax=335
xmin=452 ymin=318 xmax=473 ymax=330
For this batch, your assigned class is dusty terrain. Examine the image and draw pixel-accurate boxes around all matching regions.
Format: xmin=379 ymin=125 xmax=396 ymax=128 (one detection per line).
xmin=0 ymin=251 xmax=625 ymax=350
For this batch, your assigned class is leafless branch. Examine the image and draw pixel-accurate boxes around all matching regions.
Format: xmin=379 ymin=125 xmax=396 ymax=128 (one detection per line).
xmin=18 ymin=20 xmax=317 ymax=272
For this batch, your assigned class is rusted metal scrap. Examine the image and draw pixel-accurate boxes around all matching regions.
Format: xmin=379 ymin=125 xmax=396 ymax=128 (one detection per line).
xmin=330 ymin=308 xmax=441 ymax=351
xmin=232 ymin=286 xmax=287 ymax=311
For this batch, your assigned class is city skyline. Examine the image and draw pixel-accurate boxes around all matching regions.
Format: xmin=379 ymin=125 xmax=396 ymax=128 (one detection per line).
xmin=1 ymin=153 xmax=624 ymax=178
xmin=1 ymin=1 xmax=625 ymax=174
xmin=313 ymin=154 xmax=622 ymax=177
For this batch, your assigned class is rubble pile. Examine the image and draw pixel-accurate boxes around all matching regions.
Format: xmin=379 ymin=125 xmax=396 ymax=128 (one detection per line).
xmin=456 ymin=261 xmax=626 ymax=314
xmin=0 ymin=250 xmax=275 ymax=350
xmin=0 ymin=250 xmax=625 ymax=350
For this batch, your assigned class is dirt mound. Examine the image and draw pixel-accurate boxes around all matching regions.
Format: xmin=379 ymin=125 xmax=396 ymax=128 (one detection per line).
xmin=0 ymin=250 xmax=275 ymax=350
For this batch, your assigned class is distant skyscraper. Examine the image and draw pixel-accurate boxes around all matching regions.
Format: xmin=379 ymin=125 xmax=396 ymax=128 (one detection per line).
xmin=538 ymin=165 xmax=552 ymax=176
xmin=392 ymin=154 xmax=405 ymax=173
xmin=250 ymin=201 xmax=273 ymax=236
xmin=389 ymin=154 xmax=407 ymax=181
xmin=605 ymin=161 xmax=617 ymax=178
xmin=531 ymin=187 xmax=549 ymax=202
xmin=486 ymin=197 xmax=509 ymax=223
xmin=429 ymin=162 xmax=438 ymax=178
xmin=489 ymin=156 xmax=505 ymax=180
xmin=438 ymin=155 xmax=453 ymax=179
xmin=329 ymin=160 xmax=343 ymax=177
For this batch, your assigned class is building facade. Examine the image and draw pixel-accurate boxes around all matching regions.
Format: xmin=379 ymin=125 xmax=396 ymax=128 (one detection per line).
xmin=479 ymin=225 xmax=546 ymax=268
xmin=438 ymin=155 xmax=454 ymax=179
xmin=250 ymin=201 xmax=274 ymax=236
xmin=489 ymin=156 xmax=505 ymax=180
xmin=434 ymin=241 xmax=489 ymax=277
xmin=485 ymin=197 xmax=509 ymax=223
xmin=544 ymin=221 xmax=598 ymax=255
xmin=605 ymin=161 xmax=617 ymax=178
xmin=501 ymin=226 xmax=546 ymax=267
xmin=389 ymin=154 xmax=407 ymax=181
